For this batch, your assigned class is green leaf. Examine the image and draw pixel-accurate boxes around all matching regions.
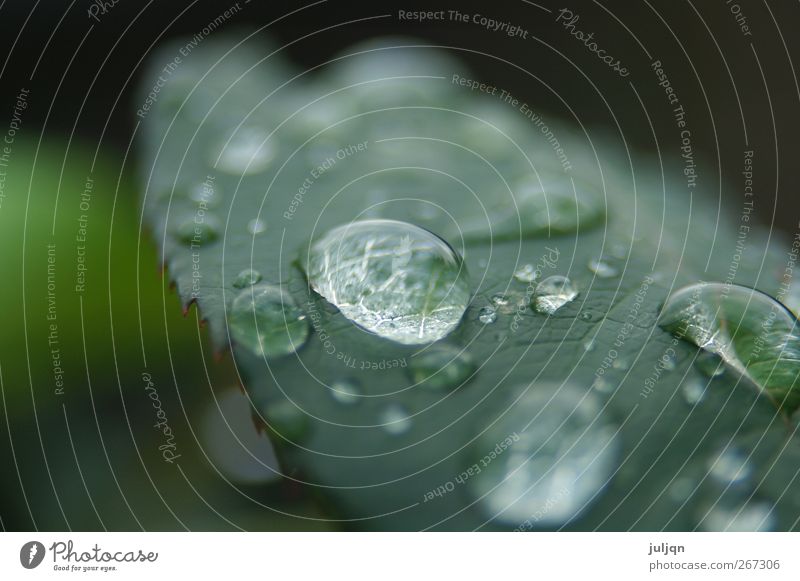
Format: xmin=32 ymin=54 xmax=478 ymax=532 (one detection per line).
xmin=138 ymin=35 xmax=800 ymax=530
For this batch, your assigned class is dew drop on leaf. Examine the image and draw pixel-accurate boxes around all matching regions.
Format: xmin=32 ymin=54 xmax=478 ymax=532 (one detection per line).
xmin=478 ymin=306 xmax=497 ymax=324
xmin=229 ymin=284 xmax=309 ymax=358
xmin=707 ymin=447 xmax=752 ymax=486
xmin=532 ymin=275 xmax=578 ymax=315
xmin=588 ymin=257 xmax=618 ymax=278
xmin=330 ymin=379 xmax=362 ymax=406
xmin=659 ymin=282 xmax=800 ymax=413
xmin=214 ymin=126 xmax=274 ymax=175
xmin=304 ymin=219 xmax=471 ymax=345
xmin=380 ymin=404 xmax=412 ymax=435
xmin=409 ymin=344 xmax=476 ymax=390
xmin=232 ymin=268 xmax=262 ymax=289
xmin=247 ymin=218 xmax=267 ymax=235
xmin=469 ymin=383 xmax=620 ymax=526
xmin=513 ymin=263 xmax=538 ymax=283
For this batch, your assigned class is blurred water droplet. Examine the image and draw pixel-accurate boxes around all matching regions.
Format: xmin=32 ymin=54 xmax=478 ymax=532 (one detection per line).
xmin=588 ymin=257 xmax=618 ymax=278
xmin=695 ymin=350 xmax=724 ymax=377
xmin=612 ymin=357 xmax=629 ymax=370
xmin=592 ymin=376 xmax=615 ymax=394
xmin=201 ymin=388 xmax=280 ymax=484
xmin=668 ymin=476 xmax=697 ymax=502
xmin=330 ymin=379 xmax=362 ymax=405
xmin=479 ymin=306 xmax=498 ymax=324
xmin=583 ymin=339 xmax=596 ymax=352
xmin=533 ymin=275 xmax=578 ymax=315
xmin=232 ymin=269 xmax=262 ymax=289
xmin=175 ymin=214 xmax=220 ymax=245
xmin=698 ymin=498 xmax=775 ymax=532
xmin=304 ymin=220 xmax=470 ymax=345
xmin=707 ymin=447 xmax=752 ymax=486
xmin=682 ymin=376 xmax=707 ymax=405
xmin=247 ymin=218 xmax=267 ymax=235
xmin=262 ymin=399 xmax=309 ymax=442
xmin=214 ymin=126 xmax=275 ymax=175
xmin=513 ymin=264 xmax=538 ymax=283
xmin=659 ymin=282 xmax=800 ymax=412
xmin=580 ymin=311 xmax=594 ymax=321
xmin=381 ymin=405 xmax=412 ymax=435
xmin=661 ymin=352 xmax=677 ymax=371
xmin=470 ymin=383 xmax=620 ymax=526
xmin=409 ymin=344 xmax=476 ymax=390
xmin=491 ymin=293 xmax=510 ymax=307
xmin=229 ymin=285 xmax=309 ymax=358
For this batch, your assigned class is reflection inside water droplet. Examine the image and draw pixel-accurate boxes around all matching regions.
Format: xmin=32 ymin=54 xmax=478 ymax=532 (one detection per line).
xmin=232 ymin=269 xmax=262 ymax=289
xmin=229 ymin=285 xmax=309 ymax=358
xmin=533 ymin=275 xmax=578 ymax=315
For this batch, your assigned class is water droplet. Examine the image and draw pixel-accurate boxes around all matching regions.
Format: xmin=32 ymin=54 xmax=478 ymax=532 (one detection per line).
xmin=214 ymin=126 xmax=275 ymax=175
xmin=175 ymin=214 xmax=220 ymax=245
xmin=668 ymin=477 xmax=697 ymax=502
xmin=580 ymin=311 xmax=594 ymax=321
xmin=262 ymin=399 xmax=309 ymax=442
xmin=659 ymin=282 xmax=800 ymax=413
xmin=491 ymin=293 xmax=510 ymax=307
xmin=470 ymin=383 xmax=620 ymax=526
xmin=682 ymin=376 xmax=707 ymax=405
xmin=588 ymin=257 xmax=619 ymax=278
xmin=698 ymin=498 xmax=775 ymax=532
xmin=612 ymin=358 xmax=629 ymax=370
xmin=695 ymin=350 xmax=724 ymax=378
xmin=533 ymin=275 xmax=578 ymax=315
xmin=304 ymin=220 xmax=471 ymax=345
xmin=330 ymin=379 xmax=362 ymax=405
xmin=409 ymin=344 xmax=476 ymax=390
xmin=592 ymin=376 xmax=615 ymax=394
xmin=583 ymin=339 xmax=596 ymax=352
xmin=513 ymin=264 xmax=539 ymax=283
xmin=232 ymin=269 xmax=262 ymax=289
xmin=479 ymin=306 xmax=498 ymax=324
xmin=380 ymin=404 xmax=412 ymax=435
xmin=201 ymin=388 xmax=280 ymax=484
xmin=707 ymin=447 xmax=752 ymax=486
xmin=660 ymin=351 xmax=677 ymax=371
xmin=247 ymin=218 xmax=267 ymax=235
xmin=229 ymin=285 xmax=309 ymax=358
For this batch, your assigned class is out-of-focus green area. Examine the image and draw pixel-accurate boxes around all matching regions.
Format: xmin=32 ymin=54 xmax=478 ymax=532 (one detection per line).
xmin=0 ymin=136 xmax=331 ymax=530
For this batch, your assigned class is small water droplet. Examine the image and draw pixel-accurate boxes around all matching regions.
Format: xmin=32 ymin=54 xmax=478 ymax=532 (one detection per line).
xmin=330 ymin=379 xmax=362 ymax=405
xmin=232 ymin=269 xmax=263 ymax=289
xmin=491 ymin=293 xmax=510 ymax=307
xmin=214 ymin=126 xmax=275 ymax=175
xmin=409 ymin=344 xmax=476 ymax=390
xmin=660 ymin=351 xmax=677 ymax=371
xmin=668 ymin=476 xmax=697 ymax=502
xmin=707 ymin=447 xmax=752 ymax=486
xmin=229 ymin=285 xmax=309 ymax=358
xmin=659 ymin=282 xmax=800 ymax=413
xmin=513 ymin=263 xmax=539 ymax=283
xmin=247 ymin=218 xmax=267 ymax=235
xmin=612 ymin=357 xmax=629 ymax=370
xmin=682 ymin=376 xmax=707 ymax=405
xmin=175 ymin=214 xmax=220 ymax=245
xmin=479 ymin=306 xmax=498 ymax=324
xmin=588 ymin=257 xmax=619 ymax=278
xmin=580 ymin=311 xmax=594 ymax=321
xmin=583 ymin=339 xmax=596 ymax=352
xmin=592 ymin=376 xmax=615 ymax=394
xmin=470 ymin=383 xmax=620 ymax=526
xmin=380 ymin=405 xmax=412 ymax=435
xmin=532 ymin=275 xmax=578 ymax=315
xmin=304 ymin=220 xmax=471 ymax=345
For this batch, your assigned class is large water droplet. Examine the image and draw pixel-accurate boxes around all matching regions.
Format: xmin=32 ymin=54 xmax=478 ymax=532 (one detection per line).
xmin=659 ymin=282 xmax=800 ymax=412
xmin=214 ymin=126 xmax=275 ymax=175
xmin=229 ymin=285 xmax=309 ymax=358
xmin=409 ymin=344 xmax=476 ymax=390
xmin=533 ymin=275 xmax=578 ymax=315
xmin=330 ymin=379 xmax=362 ymax=405
xmin=304 ymin=220 xmax=470 ymax=345
xmin=232 ymin=268 xmax=262 ymax=289
xmin=470 ymin=383 xmax=620 ymax=526
xmin=380 ymin=404 xmax=412 ymax=435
